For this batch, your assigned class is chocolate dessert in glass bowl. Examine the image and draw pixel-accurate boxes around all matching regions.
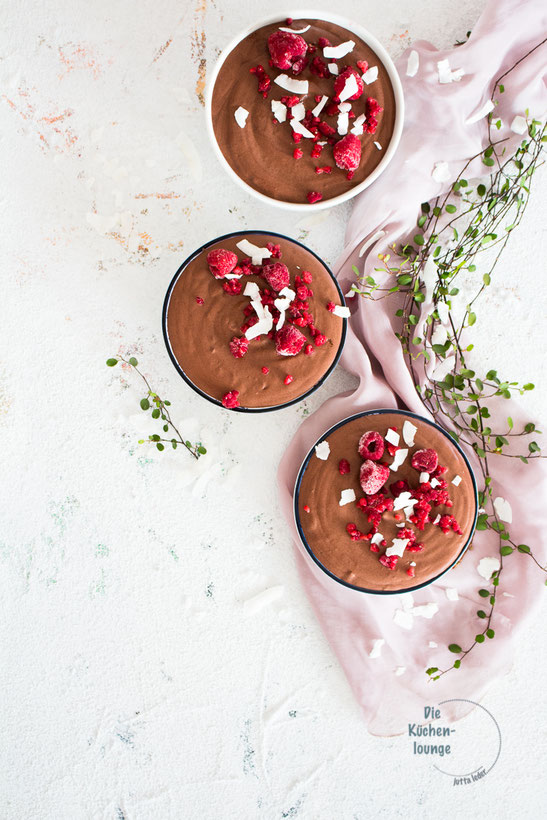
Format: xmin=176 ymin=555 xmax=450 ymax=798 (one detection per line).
xmin=162 ymin=230 xmax=348 ymax=411
xmin=206 ymin=12 xmax=404 ymax=209
xmin=294 ymin=409 xmax=478 ymax=593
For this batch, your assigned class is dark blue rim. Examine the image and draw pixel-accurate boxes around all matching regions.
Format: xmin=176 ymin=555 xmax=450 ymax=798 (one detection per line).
xmin=293 ymin=408 xmax=479 ymax=595
xmin=162 ymin=229 xmax=348 ymax=413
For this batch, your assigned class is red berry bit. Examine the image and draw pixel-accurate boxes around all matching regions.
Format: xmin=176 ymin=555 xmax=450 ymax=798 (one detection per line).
xmin=249 ymin=64 xmax=271 ymax=97
xmin=365 ymin=96 xmax=383 ymax=134
xmin=438 ymin=514 xmax=463 ymax=535
xmin=303 ymin=504 xmax=310 ymax=513
xmin=266 ymin=242 xmax=281 ymax=258
xmin=333 ymin=67 xmax=364 ymax=102
xmin=338 ymin=458 xmax=350 ymax=475
xmin=229 ymin=336 xmax=249 ymax=358
xmin=267 ymin=30 xmax=307 ymax=70
xmin=309 ymin=55 xmax=330 ymax=78
xmin=318 ymin=36 xmax=331 ymax=48
xmin=262 ymin=261 xmax=290 ymax=292
xmin=207 ymin=248 xmax=238 ymax=279
xmin=195 ymin=296 xmax=204 ymax=305
xmin=222 ymin=279 xmax=242 ymax=295
xmin=406 ymin=566 xmax=416 ymax=578
xmin=261 ymin=366 xmax=269 ymax=375
xmin=293 ymin=147 xmax=304 ymax=160
xmin=359 ymin=460 xmax=390 ymax=495
xmin=315 ymin=165 xmax=332 ymax=175
xmin=385 ymin=426 xmax=400 ymax=457
xmin=356 ymin=59 xmax=368 ymax=73
xmin=304 ymin=343 xmax=313 ymax=355
xmin=275 ymin=325 xmax=306 ymax=356
xmin=221 ymin=390 xmax=240 ymax=409
xmin=314 ymin=333 xmax=327 ymax=346
xmin=284 ymin=374 xmax=294 ymax=385
xmin=358 ymin=430 xmax=385 ymax=461
xmin=389 ymin=479 xmax=410 ymax=498
xmin=310 ymin=143 xmax=323 ymax=159
xmin=411 ymin=448 xmax=439 ymax=473
xmin=307 ymin=191 xmax=323 ymax=204
xmin=333 ymin=133 xmax=362 ymax=173
xmin=302 ymin=271 xmax=313 ymax=283
xmin=379 ymin=554 xmax=399 ymax=570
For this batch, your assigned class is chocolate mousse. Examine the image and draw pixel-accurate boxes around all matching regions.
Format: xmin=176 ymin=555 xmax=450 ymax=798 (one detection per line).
xmin=210 ymin=17 xmax=397 ymax=204
xmin=296 ymin=411 xmax=477 ymax=592
xmin=163 ymin=232 xmax=347 ymax=410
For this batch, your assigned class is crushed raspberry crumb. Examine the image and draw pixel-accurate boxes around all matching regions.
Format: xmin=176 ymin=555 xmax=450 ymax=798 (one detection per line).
xmin=229 ymin=336 xmax=249 ymax=358
xmin=304 ymin=343 xmax=313 ymax=355
xmin=318 ymin=36 xmax=331 ymax=48
xmin=315 ymin=165 xmax=332 ymax=174
xmin=302 ymin=271 xmax=313 ymax=283
xmin=221 ymin=390 xmax=240 ymax=409
xmin=379 ymin=554 xmax=399 ymax=570
xmin=311 ymin=143 xmax=323 ymax=159
xmin=307 ymin=190 xmax=323 ymax=204
xmin=437 ymin=514 xmax=463 ymax=535
xmin=338 ymin=458 xmax=351 ymax=475
xmin=195 ymin=296 xmax=204 ymax=305
xmin=303 ymin=504 xmax=310 ymax=513
xmin=314 ymin=333 xmax=327 ymax=346
xmin=327 ymin=301 xmax=336 ymax=312
xmin=293 ymin=147 xmax=304 ymax=159
xmin=222 ymin=280 xmax=242 ymax=295
xmin=249 ymin=64 xmax=271 ymax=97
xmin=284 ymin=374 xmax=294 ymax=385
xmin=261 ymin=366 xmax=269 ymax=375
xmin=358 ymin=430 xmax=385 ymax=461
xmin=356 ymin=60 xmax=368 ymax=73
xmin=309 ymin=55 xmax=329 ymax=78
xmin=292 ymin=132 xmax=303 ymax=143
xmin=266 ymin=242 xmax=281 ymax=258
xmin=406 ymin=566 xmax=416 ymax=578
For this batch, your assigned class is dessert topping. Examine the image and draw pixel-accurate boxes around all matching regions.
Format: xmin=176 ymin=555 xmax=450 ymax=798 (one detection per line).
xmin=234 ymin=106 xmax=249 ymax=128
xmin=339 ymin=488 xmax=356 ymax=506
xmin=332 ymin=133 xmax=362 ymax=171
xmin=283 ymin=374 xmax=294 ymax=385
xmin=385 ymin=428 xmax=400 ymax=447
xmin=402 ymin=420 xmax=417 ymax=446
xmin=273 ymin=74 xmax=309 ymax=94
xmin=278 ymin=24 xmax=311 ymax=34
xmin=358 ymin=430 xmax=385 ymax=461
xmin=229 ymin=336 xmax=249 ymax=358
xmin=221 ymin=390 xmax=240 ymax=408
xmin=323 ymin=40 xmax=355 ymax=59
xmin=327 ymin=63 xmax=339 ymax=75
xmin=385 ymin=537 xmax=409 ymax=557
xmin=338 ymin=458 xmax=350 ymax=474
xmin=315 ymin=440 xmax=330 ymax=460
xmin=207 ymin=248 xmax=238 ymax=278
xmin=236 ymin=239 xmax=272 ymax=265
xmin=361 ymin=65 xmax=378 ymax=84
xmin=411 ymin=448 xmax=439 ymax=473
xmin=389 ymin=449 xmax=409 ymax=471
xmin=262 ymin=261 xmax=290 ymax=292
xmin=360 ymin=459 xmax=390 ymax=495
xmin=275 ymin=324 xmax=306 ymax=356
xmin=451 ymin=474 xmax=462 ymax=486
xmin=311 ymin=95 xmax=328 ymax=117
xmin=271 ymin=99 xmax=287 ymax=122
xmin=268 ymin=31 xmax=308 ymax=70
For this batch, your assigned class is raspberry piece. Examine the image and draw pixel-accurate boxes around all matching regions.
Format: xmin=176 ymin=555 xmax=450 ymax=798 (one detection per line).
xmin=207 ymin=248 xmax=238 ymax=279
xmin=333 ymin=134 xmax=362 ymax=173
xmin=195 ymin=296 xmax=204 ymax=305
xmin=309 ymin=56 xmax=329 ymax=78
xmin=293 ymin=148 xmax=303 ymax=160
xmin=221 ymin=390 xmax=240 ymax=409
xmin=346 ymin=522 xmax=357 ymax=533
xmin=249 ymin=64 xmax=271 ymax=97
xmin=302 ymin=271 xmax=313 ymax=283
xmin=411 ymin=448 xmax=439 ymax=473
xmin=406 ymin=566 xmax=416 ymax=578
xmin=314 ymin=333 xmax=327 ymax=346
xmin=284 ymin=374 xmax=294 ymax=385
xmin=262 ymin=262 xmax=290 ymax=292
xmin=296 ymin=285 xmax=309 ymax=300
xmin=291 ymin=55 xmax=308 ymax=75
xmin=275 ymin=325 xmax=306 ymax=356
xmin=338 ymin=459 xmax=350 ymax=475
xmin=318 ymin=36 xmax=331 ymax=48
xmin=359 ymin=460 xmax=390 ymax=495
xmin=267 ymin=31 xmax=307 ymax=70
xmin=266 ymin=242 xmax=281 ymax=258
xmin=385 ymin=426 xmax=400 ymax=457
xmin=358 ymin=430 xmax=385 ymax=461
xmin=438 ymin=514 xmax=463 ymax=535
xmin=356 ymin=60 xmax=368 ymax=73
xmin=303 ymin=504 xmax=310 ymax=513
xmin=307 ymin=191 xmax=323 ymax=204
xmin=304 ymin=343 xmax=313 ymax=355
xmin=379 ymin=554 xmax=399 ymax=570
xmin=310 ymin=144 xmax=323 ymax=159
xmin=333 ymin=67 xmax=364 ymax=101
xmin=389 ymin=479 xmax=410 ymax=498
xmin=318 ymin=121 xmax=336 ymax=137
xmin=222 ymin=280 xmax=242 ymax=295
xmin=261 ymin=366 xmax=269 ymax=375
xmin=229 ymin=336 xmax=248 ymax=358
xmin=315 ymin=165 xmax=332 ymax=174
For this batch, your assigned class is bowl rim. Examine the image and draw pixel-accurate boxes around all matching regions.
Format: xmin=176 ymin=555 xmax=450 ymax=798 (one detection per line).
xmin=293 ymin=408 xmax=479 ymax=594
xmin=162 ymin=228 xmax=348 ymax=413
xmin=205 ymin=9 xmax=405 ymax=212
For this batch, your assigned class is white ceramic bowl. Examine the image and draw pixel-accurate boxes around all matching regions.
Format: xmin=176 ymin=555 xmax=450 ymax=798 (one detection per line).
xmin=205 ymin=9 xmax=405 ymax=212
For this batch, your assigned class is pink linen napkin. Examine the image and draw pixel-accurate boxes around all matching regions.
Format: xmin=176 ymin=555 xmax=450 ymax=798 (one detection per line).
xmin=278 ymin=0 xmax=547 ymax=735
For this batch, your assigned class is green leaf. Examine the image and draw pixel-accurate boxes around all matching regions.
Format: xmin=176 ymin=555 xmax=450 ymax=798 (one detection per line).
xmin=477 ymin=610 xmax=487 ymax=618
xmin=398 ymin=274 xmax=413 ymax=285
xmin=414 ymin=234 xmax=425 ymax=246
xmin=426 ymin=667 xmax=439 ymax=675
xmin=517 ymin=544 xmax=531 ymax=554
xmin=448 ymin=644 xmax=462 ymax=654
xmin=477 ymin=184 xmax=487 ymax=197
xmin=500 ymin=546 xmax=514 ymax=556
xmin=198 ymin=446 xmax=207 ymax=455
xmin=523 ymin=383 xmax=535 ymax=390
xmin=476 ymin=634 xmax=485 ymax=643
xmin=163 ymin=424 xmax=168 ymax=432
xmin=140 ymin=398 xmax=150 ymax=411
xmin=150 ymin=434 xmax=160 ymax=442
xmin=156 ymin=443 xmax=165 ymax=451
xmin=171 ymin=441 xmax=177 ymax=449
xmin=478 ymin=589 xmax=490 ymax=597
xmin=445 ymin=204 xmax=457 ymax=214
xmin=468 ymin=311 xmax=476 ymax=326
xmin=483 ymin=273 xmax=491 ymax=285
xmin=106 ymin=358 xmax=118 ymax=367
xmin=151 ymin=408 xmax=160 ymax=419
xmin=482 ymin=157 xmax=495 ymax=167
xmin=128 ymin=357 xmax=138 ymax=366
xmin=507 ymin=416 xmax=513 ymax=430
xmin=524 ymin=422 xmax=536 ymax=433
xmin=454 ymin=660 xmax=461 ymax=669
xmin=486 ymin=629 xmax=495 ymax=639
xmin=418 ymin=215 xmax=427 ymax=227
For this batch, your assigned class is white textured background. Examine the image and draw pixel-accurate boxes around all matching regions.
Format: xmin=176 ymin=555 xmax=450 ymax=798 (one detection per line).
xmin=1 ymin=1 xmax=546 ymax=818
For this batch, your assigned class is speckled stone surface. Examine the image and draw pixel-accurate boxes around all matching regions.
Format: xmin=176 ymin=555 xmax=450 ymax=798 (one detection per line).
xmin=1 ymin=1 xmax=546 ymax=818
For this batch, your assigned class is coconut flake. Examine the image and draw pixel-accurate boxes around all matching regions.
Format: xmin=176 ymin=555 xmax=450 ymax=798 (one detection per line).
xmin=419 ymin=472 xmax=430 ymax=484
xmin=278 ymin=24 xmax=311 ymax=34
xmin=328 ymin=63 xmax=339 ymax=75
xmin=430 ymin=481 xmax=441 ymax=491
xmin=437 ymin=59 xmax=464 ymax=84
xmin=393 ymin=609 xmax=413 ymax=630
xmin=337 ymin=112 xmax=349 ymax=135
xmin=237 ymin=239 xmax=272 ymax=266
xmin=406 ymin=49 xmax=419 ymax=77
xmin=323 ymin=40 xmax=355 ymax=59
xmin=511 ymin=114 xmax=527 ymax=134
xmin=389 ymin=448 xmax=409 ymax=471
xmin=452 ymin=475 xmax=462 ymax=487
xmin=466 ymin=99 xmax=495 ymax=125
xmin=234 ymin=107 xmax=249 ymax=128
xmin=339 ymin=488 xmax=356 ymax=506
xmin=359 ymin=230 xmax=385 ymax=257
xmin=402 ymin=420 xmax=417 ymax=446
xmin=338 ymin=102 xmax=351 ymax=113
xmin=314 ymin=441 xmax=330 ymax=460
xmin=245 ymin=306 xmax=273 ymax=341
xmin=386 ymin=538 xmax=409 ymax=558
xmin=385 ymin=428 xmax=400 ymax=446
xmin=493 ymin=496 xmax=512 ymax=523
xmin=369 ymin=638 xmax=385 ymax=658
xmin=274 ymin=287 xmax=295 ymax=331
xmin=243 ymin=281 xmax=260 ymax=301
xmin=291 ymin=120 xmax=316 ymax=139
xmin=432 ymin=514 xmax=441 ymax=525
xmin=371 ymin=532 xmax=384 ymax=546
xmin=432 ymin=161 xmax=451 ymax=183
xmin=274 ymin=74 xmax=309 ymax=94
xmin=477 ymin=556 xmax=501 ymax=580
xmin=409 ymin=561 xmax=416 ymax=567
xmin=333 ymin=305 xmax=350 ymax=318
xmin=271 ymin=100 xmax=287 ymax=123
xmin=395 ymin=666 xmax=407 ymax=676
xmin=338 ymin=73 xmax=359 ymax=102
xmin=224 ymin=271 xmax=242 ymax=280
xmin=312 ymin=95 xmax=328 ymax=117
xmin=373 ymin=141 xmax=382 ymax=150
xmin=393 ymin=491 xmax=414 ymax=512
xmin=362 ymin=65 xmax=378 ymax=84
xmin=290 ymin=102 xmax=306 ymax=122
xmin=429 ymin=640 xmax=438 ymax=648
xmin=351 ymin=113 xmax=365 ymax=135
xmin=410 ymin=602 xmax=439 ymax=619
xmin=432 ymin=355 xmax=455 ymax=382
xmin=446 ymin=587 xmax=459 ymax=601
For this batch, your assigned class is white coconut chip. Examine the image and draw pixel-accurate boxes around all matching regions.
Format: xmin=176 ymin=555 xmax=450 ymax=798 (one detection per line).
xmin=314 ymin=441 xmax=330 ymax=460
xmin=234 ymin=106 xmax=249 ymax=128
xmin=393 ymin=491 xmax=413 ymax=512
xmin=291 ymin=120 xmax=316 ymax=139
xmin=430 ymin=481 xmax=441 ymax=491
xmin=445 ymin=587 xmax=459 ymax=601
xmin=245 ymin=306 xmax=273 ymax=341
xmin=271 ymin=100 xmax=287 ymax=123
xmin=432 ymin=355 xmax=456 ymax=382
xmin=224 ymin=271 xmax=243 ymax=280
xmin=338 ymin=102 xmax=352 ymax=113
xmin=369 ymin=638 xmax=385 ymax=658
xmin=290 ymin=102 xmax=306 ymax=122
xmin=359 ymin=230 xmax=385 ymax=257
xmin=351 ymin=114 xmax=365 ymax=135
xmin=339 ymin=488 xmax=356 ymax=506
xmin=332 ymin=305 xmax=351 ymax=318
xmin=373 ymin=141 xmax=382 ymax=150
xmin=312 ymin=95 xmax=328 ymax=117
xmin=437 ymin=59 xmax=464 ymax=84
xmin=395 ymin=666 xmax=407 ymax=676
xmin=386 ymin=538 xmax=409 ymax=558
xmin=390 ymin=449 xmax=408 ymax=472
xmin=274 ymin=74 xmax=309 ymax=94
xmin=337 ymin=112 xmax=349 ymax=135
xmin=243 ymin=281 xmax=260 ymax=301
xmin=323 ymin=40 xmax=355 ymax=59
xmin=385 ymin=428 xmax=400 ymax=446
xmin=403 ymin=420 xmax=417 ymax=446
xmin=338 ymin=73 xmax=359 ymax=102
xmin=237 ymin=239 xmax=272 ymax=266
xmin=477 ymin=556 xmax=501 ymax=580
xmin=429 ymin=640 xmax=438 ymax=648
xmin=466 ymin=99 xmax=495 ymax=125
xmin=432 ymin=514 xmax=441 ymax=525
xmin=406 ymin=50 xmax=419 ymax=77
xmin=410 ymin=602 xmax=439 ymax=619
xmin=432 ymin=161 xmax=451 ymax=183
xmin=362 ymin=65 xmax=378 ymax=84
xmin=393 ymin=609 xmax=414 ymax=630
xmin=396 ymin=522 xmax=406 ymax=528
xmin=419 ymin=472 xmax=430 ymax=484
xmin=511 ymin=114 xmax=527 ymax=134
xmin=452 ymin=475 xmax=462 ymax=486
xmin=409 ymin=561 xmax=416 ymax=567
xmin=274 ymin=287 xmax=296 ymax=331
xmin=278 ymin=24 xmax=310 ymax=33
xmin=493 ymin=496 xmax=512 ymax=523
xmin=328 ymin=63 xmax=339 ymax=76
xmin=371 ymin=532 xmax=384 ymax=546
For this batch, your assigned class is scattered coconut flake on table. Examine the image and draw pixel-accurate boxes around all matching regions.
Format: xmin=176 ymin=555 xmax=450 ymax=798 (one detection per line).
xmin=446 ymin=588 xmax=459 ymax=601
xmin=419 ymin=472 xmax=430 ymax=484
xmin=389 ymin=448 xmax=408 ymax=471
xmin=374 ymin=141 xmax=382 ymax=150
xmin=385 ymin=428 xmax=400 ymax=446
xmin=494 ymin=496 xmax=513 ymax=523
xmin=337 ymin=112 xmax=349 ymax=135
xmin=432 ymin=161 xmax=451 ymax=182
xmin=339 ymin=73 xmax=359 ymax=102
xmin=314 ymin=441 xmax=330 ymax=460
xmin=386 ymin=538 xmax=409 ymax=558
xmin=466 ymin=99 xmax=495 ymax=124
xmin=477 ymin=556 xmax=501 ymax=580
xmin=332 ymin=305 xmax=351 ymax=318
xmin=369 ymin=638 xmax=385 ymax=659
xmin=291 ymin=120 xmax=316 ymax=139
xmin=339 ymin=488 xmax=356 ymax=506
xmin=429 ymin=640 xmax=438 ymax=648
xmin=393 ymin=609 xmax=413 ymax=630
xmin=452 ymin=475 xmax=462 ymax=486
xmin=274 ymin=74 xmax=309 ymax=94
xmin=410 ymin=602 xmax=439 ymax=619
xmin=271 ymin=100 xmax=287 ymax=123
xmin=395 ymin=666 xmax=407 ymax=676
xmin=234 ymin=107 xmax=249 ymax=128
xmin=437 ymin=59 xmax=465 ymax=83
xmin=328 ymin=63 xmax=339 ymax=76
xmin=359 ymin=230 xmax=385 ymax=257
xmin=432 ymin=354 xmax=456 ymax=382
xmin=351 ymin=114 xmax=365 ymax=135
xmin=312 ymin=95 xmax=328 ymax=117
xmin=406 ymin=49 xmax=419 ymax=77
xmin=362 ymin=65 xmax=378 ymax=84
xmin=402 ymin=420 xmax=417 ymax=446
xmin=511 ymin=114 xmax=527 ymax=134
xmin=237 ymin=239 xmax=272 ymax=266
xmin=323 ymin=40 xmax=355 ymax=59
xmin=278 ymin=24 xmax=310 ymax=33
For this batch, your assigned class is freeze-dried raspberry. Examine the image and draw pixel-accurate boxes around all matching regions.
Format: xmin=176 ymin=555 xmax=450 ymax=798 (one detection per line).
xmin=318 ymin=121 xmax=336 ymax=137
xmin=222 ymin=280 xmax=242 ymax=295
xmin=249 ymin=64 xmax=271 ymax=97
xmin=207 ymin=248 xmax=237 ymax=279
xmin=333 ymin=67 xmax=364 ymax=101
xmin=307 ymin=191 xmax=323 ymax=204
xmin=221 ymin=390 xmax=240 ymax=409
xmin=262 ymin=262 xmax=290 ymax=292
xmin=291 ymin=55 xmax=308 ymax=75
xmin=266 ymin=242 xmax=281 ymax=258
xmin=315 ymin=165 xmax=332 ymax=174
xmin=318 ymin=36 xmax=331 ymax=48
xmin=293 ymin=147 xmax=304 ymax=160
xmin=195 ymin=296 xmax=204 ymax=305
xmin=358 ymin=430 xmax=385 ymax=461
xmin=261 ymin=366 xmax=269 ymax=375
xmin=389 ymin=479 xmax=410 ymax=498
xmin=311 ymin=143 xmax=323 ymax=159
xmin=338 ymin=459 xmax=350 ymax=475
xmin=356 ymin=492 xmax=394 ymax=529
xmin=314 ymin=333 xmax=327 ymax=346
xmin=275 ymin=325 xmax=306 ymax=356
xmin=411 ymin=448 xmax=439 ymax=473
xmin=437 ymin=514 xmax=463 ymax=535
xmin=333 ymin=134 xmax=362 ymax=172
xmin=302 ymin=271 xmax=313 ymax=283
xmin=379 ymin=554 xmax=399 ymax=570
xmin=309 ymin=55 xmax=329 ymax=78
xmin=304 ymin=343 xmax=313 ymax=355
xmin=360 ymin=460 xmax=390 ymax=495
xmin=268 ymin=30 xmax=307 ymax=70
xmin=406 ymin=566 xmax=416 ymax=578
xmin=284 ymin=374 xmax=294 ymax=385
xmin=356 ymin=60 xmax=368 ymax=73
xmin=229 ymin=336 xmax=248 ymax=358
